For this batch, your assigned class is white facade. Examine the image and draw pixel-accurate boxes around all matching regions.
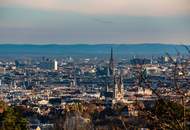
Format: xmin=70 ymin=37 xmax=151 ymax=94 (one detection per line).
xmin=137 ymin=87 xmax=152 ymax=96
xmin=54 ymin=60 xmax=58 ymax=71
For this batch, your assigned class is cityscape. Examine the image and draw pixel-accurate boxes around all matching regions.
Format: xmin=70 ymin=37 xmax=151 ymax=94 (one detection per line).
xmin=0 ymin=44 xmax=190 ymax=130
xmin=0 ymin=0 xmax=190 ymax=130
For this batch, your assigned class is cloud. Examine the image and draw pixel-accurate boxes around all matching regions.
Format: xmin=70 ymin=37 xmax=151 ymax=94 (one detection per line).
xmin=1 ymin=0 xmax=190 ymax=16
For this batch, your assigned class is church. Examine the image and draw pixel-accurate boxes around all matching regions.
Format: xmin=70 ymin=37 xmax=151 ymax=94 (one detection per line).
xmin=101 ymin=48 xmax=125 ymax=105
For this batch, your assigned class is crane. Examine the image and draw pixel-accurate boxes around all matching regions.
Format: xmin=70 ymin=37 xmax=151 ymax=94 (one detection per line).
xmin=182 ymin=44 xmax=190 ymax=55
xmin=165 ymin=52 xmax=179 ymax=92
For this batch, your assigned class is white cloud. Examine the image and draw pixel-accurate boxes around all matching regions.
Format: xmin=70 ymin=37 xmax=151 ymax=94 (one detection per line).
xmin=1 ymin=0 xmax=190 ymax=16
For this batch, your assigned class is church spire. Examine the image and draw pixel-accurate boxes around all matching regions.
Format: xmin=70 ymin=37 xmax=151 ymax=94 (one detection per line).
xmin=109 ymin=48 xmax=114 ymax=76
xmin=110 ymin=48 xmax=113 ymax=61
xmin=113 ymin=72 xmax=124 ymax=100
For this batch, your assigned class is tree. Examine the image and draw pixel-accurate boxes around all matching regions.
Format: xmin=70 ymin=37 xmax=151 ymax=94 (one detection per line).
xmin=0 ymin=102 xmax=28 ymax=130
xmin=149 ymin=99 xmax=187 ymax=130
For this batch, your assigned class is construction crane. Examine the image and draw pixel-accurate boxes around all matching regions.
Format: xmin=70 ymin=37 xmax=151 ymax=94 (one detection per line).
xmin=175 ymin=47 xmax=181 ymax=63
xmin=180 ymin=45 xmax=190 ymax=79
xmin=182 ymin=44 xmax=190 ymax=55
xmin=165 ymin=53 xmax=179 ymax=92
xmin=180 ymin=45 xmax=190 ymax=130
xmin=166 ymin=51 xmax=188 ymax=130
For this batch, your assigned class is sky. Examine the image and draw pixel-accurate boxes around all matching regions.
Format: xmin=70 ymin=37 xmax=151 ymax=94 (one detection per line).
xmin=0 ymin=0 xmax=190 ymax=44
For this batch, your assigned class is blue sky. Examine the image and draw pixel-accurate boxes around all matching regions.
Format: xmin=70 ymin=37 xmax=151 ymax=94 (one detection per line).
xmin=0 ymin=0 xmax=190 ymax=44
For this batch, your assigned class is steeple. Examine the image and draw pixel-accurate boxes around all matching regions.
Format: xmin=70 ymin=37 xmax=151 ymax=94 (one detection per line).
xmin=108 ymin=48 xmax=114 ymax=76
xmin=106 ymin=83 xmax=109 ymax=92
xmin=118 ymin=74 xmax=124 ymax=95
xmin=73 ymin=66 xmax=77 ymax=87
xmin=110 ymin=48 xmax=113 ymax=62
xmin=113 ymin=74 xmax=124 ymax=100
xmin=113 ymin=76 xmax=118 ymax=99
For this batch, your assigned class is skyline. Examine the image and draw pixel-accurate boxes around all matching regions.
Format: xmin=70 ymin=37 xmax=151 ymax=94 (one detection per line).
xmin=0 ymin=0 xmax=190 ymax=44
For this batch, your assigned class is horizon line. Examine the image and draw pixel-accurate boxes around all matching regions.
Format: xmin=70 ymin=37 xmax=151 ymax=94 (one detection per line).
xmin=0 ymin=43 xmax=189 ymax=46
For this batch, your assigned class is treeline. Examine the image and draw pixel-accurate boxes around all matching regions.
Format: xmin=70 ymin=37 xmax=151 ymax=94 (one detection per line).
xmin=51 ymin=100 xmax=190 ymax=130
xmin=0 ymin=99 xmax=190 ymax=130
xmin=0 ymin=101 xmax=28 ymax=130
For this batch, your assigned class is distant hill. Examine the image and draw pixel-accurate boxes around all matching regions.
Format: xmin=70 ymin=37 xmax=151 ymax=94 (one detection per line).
xmin=0 ymin=44 xmax=189 ymax=58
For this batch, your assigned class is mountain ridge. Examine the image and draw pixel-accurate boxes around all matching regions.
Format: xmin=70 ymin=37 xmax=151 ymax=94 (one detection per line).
xmin=0 ymin=43 xmax=189 ymax=57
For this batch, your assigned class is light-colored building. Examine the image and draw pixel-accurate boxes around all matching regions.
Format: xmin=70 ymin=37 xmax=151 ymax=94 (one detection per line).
xmin=137 ymin=87 xmax=152 ymax=96
xmin=54 ymin=60 xmax=58 ymax=71
xmin=0 ymin=67 xmax=5 ymax=74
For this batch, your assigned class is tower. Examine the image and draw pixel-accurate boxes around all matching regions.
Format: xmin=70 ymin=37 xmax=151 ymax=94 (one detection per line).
xmin=72 ymin=74 xmax=77 ymax=88
xmin=70 ymin=65 xmax=77 ymax=88
xmin=108 ymin=48 xmax=114 ymax=76
xmin=113 ymin=75 xmax=124 ymax=100
xmin=54 ymin=60 xmax=58 ymax=71
xmin=113 ymin=76 xmax=118 ymax=99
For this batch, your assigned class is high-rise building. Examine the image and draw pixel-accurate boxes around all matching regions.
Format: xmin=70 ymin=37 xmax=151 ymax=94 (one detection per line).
xmin=54 ymin=60 xmax=58 ymax=71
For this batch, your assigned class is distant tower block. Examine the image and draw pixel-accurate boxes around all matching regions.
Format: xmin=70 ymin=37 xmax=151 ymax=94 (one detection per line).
xmin=54 ymin=60 xmax=58 ymax=71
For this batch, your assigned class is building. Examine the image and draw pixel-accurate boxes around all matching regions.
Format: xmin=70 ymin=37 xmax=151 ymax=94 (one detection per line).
xmin=54 ymin=60 xmax=58 ymax=71
xmin=137 ymin=87 xmax=152 ymax=96
xmin=113 ymin=75 xmax=124 ymax=100
xmin=130 ymin=58 xmax=151 ymax=65
xmin=0 ymin=67 xmax=5 ymax=74
xmin=102 ymin=48 xmax=125 ymax=103
xmin=39 ymin=58 xmax=53 ymax=70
